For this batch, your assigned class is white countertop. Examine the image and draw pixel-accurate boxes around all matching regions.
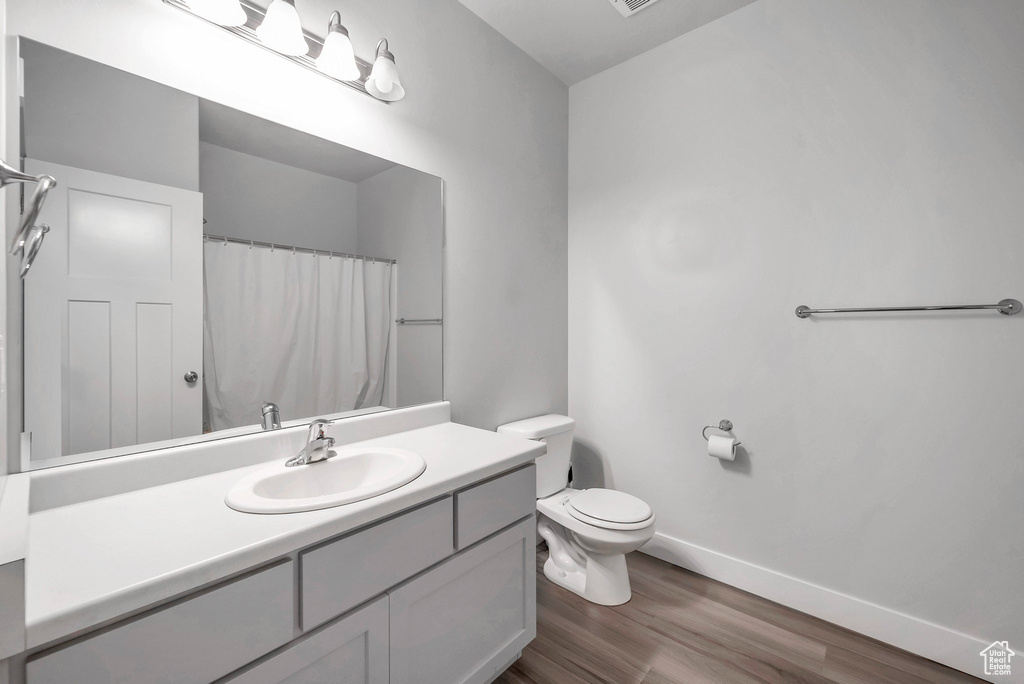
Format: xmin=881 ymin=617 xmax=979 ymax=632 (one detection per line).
xmin=26 ymin=421 xmax=543 ymax=649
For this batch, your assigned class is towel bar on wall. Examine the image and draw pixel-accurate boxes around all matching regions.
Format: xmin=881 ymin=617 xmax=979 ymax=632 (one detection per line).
xmin=396 ymin=318 xmax=442 ymax=325
xmin=795 ymin=298 xmax=1021 ymax=318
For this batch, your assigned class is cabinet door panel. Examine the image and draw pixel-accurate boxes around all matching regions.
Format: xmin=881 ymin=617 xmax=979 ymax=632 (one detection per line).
xmin=221 ymin=595 xmax=388 ymax=684
xmin=455 ymin=464 xmax=535 ymax=549
xmin=27 ymin=561 xmax=294 ymax=684
xmin=301 ymin=496 xmax=453 ymax=630
xmin=389 ymin=516 xmax=536 ymax=684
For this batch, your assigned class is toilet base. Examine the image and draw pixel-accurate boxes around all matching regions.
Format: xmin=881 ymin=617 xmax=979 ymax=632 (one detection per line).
xmin=542 ymin=551 xmax=632 ymax=606
xmin=537 ymin=516 xmax=634 ymax=606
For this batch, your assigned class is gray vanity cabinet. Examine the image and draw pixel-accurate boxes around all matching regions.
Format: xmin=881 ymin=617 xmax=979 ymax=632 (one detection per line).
xmin=389 ymin=516 xmax=536 ymax=684
xmin=220 ymin=595 xmax=389 ymax=684
xmin=23 ymin=464 xmax=537 ymax=684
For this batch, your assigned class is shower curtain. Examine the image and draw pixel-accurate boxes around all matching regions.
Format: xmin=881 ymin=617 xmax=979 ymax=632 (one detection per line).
xmin=203 ymin=241 xmax=393 ymax=431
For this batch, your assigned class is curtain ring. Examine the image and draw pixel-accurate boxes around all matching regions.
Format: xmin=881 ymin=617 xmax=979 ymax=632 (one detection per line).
xmin=249 ymin=240 xmax=253 ymax=250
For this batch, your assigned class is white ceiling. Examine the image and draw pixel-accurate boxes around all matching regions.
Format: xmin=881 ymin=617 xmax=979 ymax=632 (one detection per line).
xmin=198 ymin=100 xmax=396 ymax=183
xmin=457 ymin=0 xmax=755 ymax=85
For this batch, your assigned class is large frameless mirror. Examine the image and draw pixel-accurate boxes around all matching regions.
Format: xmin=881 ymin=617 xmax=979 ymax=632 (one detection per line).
xmin=14 ymin=39 xmax=443 ymax=470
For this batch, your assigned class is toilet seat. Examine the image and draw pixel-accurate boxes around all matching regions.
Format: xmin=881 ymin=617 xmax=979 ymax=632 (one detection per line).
xmin=566 ymin=489 xmax=653 ymax=531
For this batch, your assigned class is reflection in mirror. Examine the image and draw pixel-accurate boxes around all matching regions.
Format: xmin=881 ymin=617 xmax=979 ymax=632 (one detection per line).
xmin=18 ymin=39 xmax=443 ymax=469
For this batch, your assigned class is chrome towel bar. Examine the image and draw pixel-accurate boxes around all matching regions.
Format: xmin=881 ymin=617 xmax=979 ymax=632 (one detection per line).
xmin=396 ymin=318 xmax=442 ymax=325
xmin=795 ymin=298 xmax=1021 ymax=319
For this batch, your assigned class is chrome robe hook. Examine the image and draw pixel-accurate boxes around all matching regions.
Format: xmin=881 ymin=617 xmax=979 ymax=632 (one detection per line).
xmin=1 ymin=158 xmax=57 ymax=278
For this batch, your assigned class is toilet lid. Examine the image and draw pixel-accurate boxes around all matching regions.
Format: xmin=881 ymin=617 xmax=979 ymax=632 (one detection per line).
xmin=568 ymin=489 xmax=652 ymax=525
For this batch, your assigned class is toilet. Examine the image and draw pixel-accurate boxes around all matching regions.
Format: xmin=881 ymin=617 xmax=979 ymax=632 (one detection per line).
xmin=497 ymin=414 xmax=655 ymax=606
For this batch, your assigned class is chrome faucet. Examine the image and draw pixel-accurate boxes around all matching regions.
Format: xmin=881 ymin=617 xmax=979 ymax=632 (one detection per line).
xmin=261 ymin=402 xmax=281 ymax=430
xmin=285 ymin=418 xmax=336 ymax=467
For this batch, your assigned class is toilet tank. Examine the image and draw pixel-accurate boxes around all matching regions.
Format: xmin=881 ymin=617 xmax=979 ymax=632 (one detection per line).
xmin=497 ymin=414 xmax=575 ymax=498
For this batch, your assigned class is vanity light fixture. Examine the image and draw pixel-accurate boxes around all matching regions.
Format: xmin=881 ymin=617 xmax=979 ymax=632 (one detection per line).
xmin=186 ymin=0 xmax=246 ymax=27
xmin=365 ymin=39 xmax=405 ymax=102
xmin=317 ymin=12 xmax=360 ymax=82
xmin=255 ymin=0 xmax=308 ymax=56
xmin=164 ymin=0 xmax=402 ymax=102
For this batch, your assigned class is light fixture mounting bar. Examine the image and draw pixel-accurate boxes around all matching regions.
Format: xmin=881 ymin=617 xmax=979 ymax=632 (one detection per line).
xmin=163 ymin=0 xmax=385 ymax=102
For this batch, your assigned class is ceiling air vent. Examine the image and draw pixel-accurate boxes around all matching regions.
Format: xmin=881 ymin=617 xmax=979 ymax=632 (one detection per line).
xmin=606 ymin=0 xmax=663 ymax=18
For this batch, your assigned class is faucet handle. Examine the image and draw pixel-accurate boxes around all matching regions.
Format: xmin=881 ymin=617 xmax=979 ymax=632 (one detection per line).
xmin=306 ymin=418 xmax=332 ymax=441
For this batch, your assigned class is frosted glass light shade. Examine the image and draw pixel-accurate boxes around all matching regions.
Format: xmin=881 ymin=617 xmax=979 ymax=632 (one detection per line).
xmin=317 ymin=14 xmax=360 ymax=81
xmin=188 ymin=0 xmax=246 ymax=26
xmin=256 ymin=0 xmax=308 ymax=56
xmin=366 ymin=40 xmax=405 ymax=102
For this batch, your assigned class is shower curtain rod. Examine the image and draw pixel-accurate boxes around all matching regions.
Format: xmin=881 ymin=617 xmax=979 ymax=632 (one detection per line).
xmin=204 ymin=233 xmax=397 ymax=264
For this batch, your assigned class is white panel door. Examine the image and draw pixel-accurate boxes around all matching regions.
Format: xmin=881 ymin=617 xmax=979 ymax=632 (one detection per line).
xmin=24 ymin=160 xmax=203 ymax=461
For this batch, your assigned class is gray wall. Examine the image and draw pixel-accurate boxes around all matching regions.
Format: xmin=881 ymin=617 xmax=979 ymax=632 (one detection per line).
xmin=21 ymin=40 xmax=198 ymax=191
xmin=569 ymin=0 xmax=1024 ymax=675
xmin=199 ymin=142 xmax=358 ymax=252
xmin=357 ymin=166 xmax=443 ymax=407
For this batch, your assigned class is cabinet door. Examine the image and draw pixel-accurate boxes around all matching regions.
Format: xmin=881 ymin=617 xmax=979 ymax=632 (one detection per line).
xmin=389 ymin=516 xmax=536 ymax=684
xmin=221 ymin=595 xmax=388 ymax=684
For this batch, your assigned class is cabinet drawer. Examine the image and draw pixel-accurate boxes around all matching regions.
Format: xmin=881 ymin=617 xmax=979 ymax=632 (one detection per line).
xmin=301 ymin=496 xmax=453 ymax=631
xmin=389 ymin=516 xmax=536 ymax=684
xmin=455 ymin=464 xmax=535 ymax=549
xmin=27 ymin=560 xmax=295 ymax=684
xmin=220 ymin=595 xmax=388 ymax=684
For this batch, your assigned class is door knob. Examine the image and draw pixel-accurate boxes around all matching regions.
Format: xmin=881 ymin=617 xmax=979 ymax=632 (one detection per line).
xmin=184 ymin=371 xmax=199 ymax=384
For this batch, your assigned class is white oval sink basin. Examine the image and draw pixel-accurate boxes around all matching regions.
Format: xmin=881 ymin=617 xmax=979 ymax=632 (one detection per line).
xmin=226 ymin=447 xmax=426 ymax=514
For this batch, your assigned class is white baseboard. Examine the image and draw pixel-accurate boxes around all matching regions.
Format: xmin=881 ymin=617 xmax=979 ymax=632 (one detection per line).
xmin=641 ymin=533 xmax=991 ymax=681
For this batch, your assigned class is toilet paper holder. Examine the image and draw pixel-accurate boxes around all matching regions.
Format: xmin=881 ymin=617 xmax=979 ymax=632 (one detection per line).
xmin=702 ymin=419 xmax=741 ymax=446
